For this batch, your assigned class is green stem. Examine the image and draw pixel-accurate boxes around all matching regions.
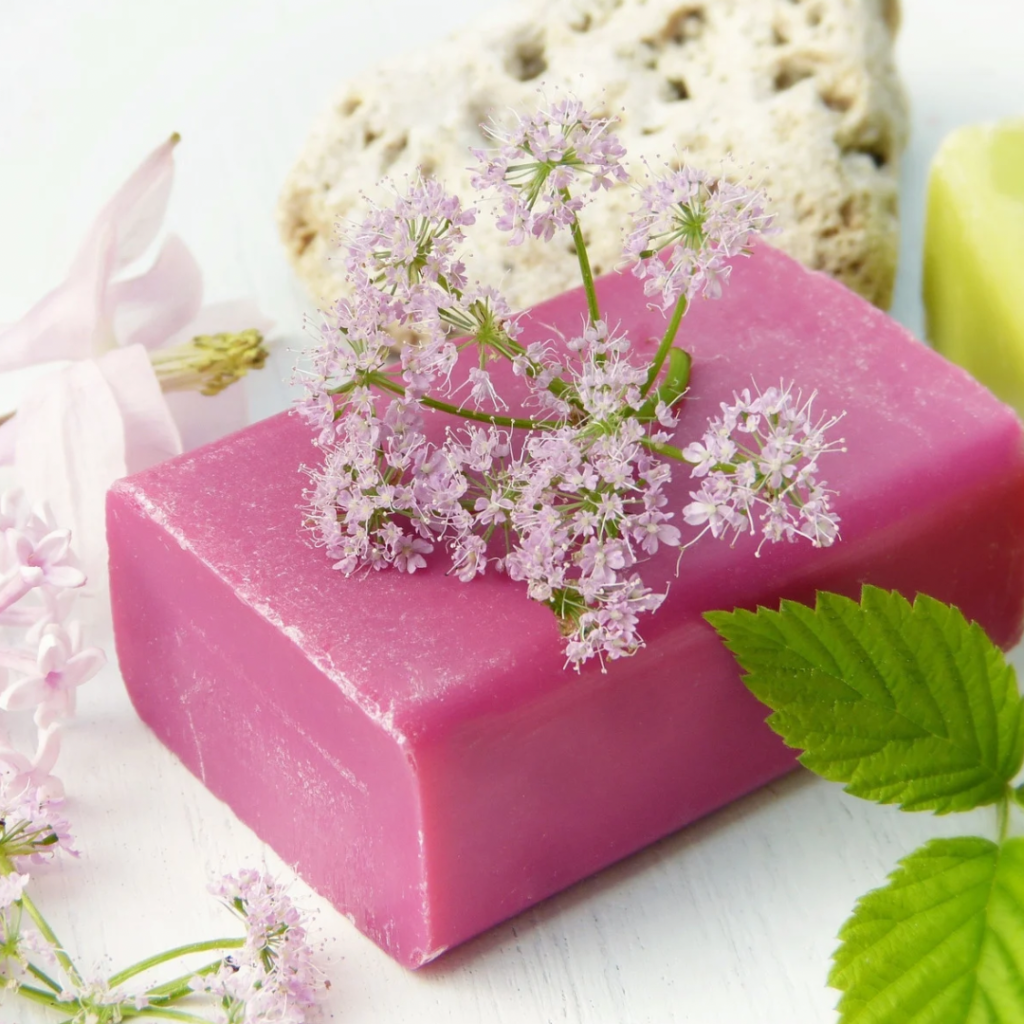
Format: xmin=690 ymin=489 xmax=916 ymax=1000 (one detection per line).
xmin=120 ymin=1010 xmax=214 ymax=1024
xmin=0 ymin=852 xmax=83 ymax=991
xmin=27 ymin=961 xmax=63 ymax=993
xmin=567 ymin=211 xmax=600 ymax=326
xmin=998 ymin=794 xmax=1011 ymax=843
xmin=109 ymin=937 xmax=243 ymax=987
xmin=641 ymin=294 xmax=688 ymax=398
xmin=372 ymin=374 xmax=560 ymax=431
xmin=144 ymin=957 xmax=226 ymax=1004
xmin=640 ymin=436 xmax=690 ymax=462
xmin=13 ymin=983 xmax=63 ymax=1010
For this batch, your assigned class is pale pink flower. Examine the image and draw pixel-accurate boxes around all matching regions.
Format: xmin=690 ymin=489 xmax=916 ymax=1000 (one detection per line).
xmin=681 ymin=384 xmax=843 ymax=551
xmin=0 ymin=872 xmax=28 ymax=911
xmin=0 ymin=724 xmax=64 ymax=799
xmin=0 ymin=623 xmax=106 ymax=726
xmin=472 ymin=97 xmax=628 ymax=243
xmin=625 ymin=163 xmax=775 ymax=310
xmin=0 ymin=136 xmax=270 ymax=588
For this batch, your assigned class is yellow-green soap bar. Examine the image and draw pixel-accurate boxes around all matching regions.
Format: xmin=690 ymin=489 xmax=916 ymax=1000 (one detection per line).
xmin=924 ymin=120 xmax=1024 ymax=410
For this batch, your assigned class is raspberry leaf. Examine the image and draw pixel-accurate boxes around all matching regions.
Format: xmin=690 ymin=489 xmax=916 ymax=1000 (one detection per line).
xmin=830 ymin=837 xmax=1024 ymax=1023
xmin=706 ymin=586 xmax=1024 ymax=812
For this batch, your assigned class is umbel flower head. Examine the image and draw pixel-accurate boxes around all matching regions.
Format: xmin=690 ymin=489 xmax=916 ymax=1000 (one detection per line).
xmin=298 ymin=94 xmax=842 ymax=670
xmin=624 ymin=162 xmax=776 ymax=310
xmin=471 ymin=96 xmax=629 ymax=244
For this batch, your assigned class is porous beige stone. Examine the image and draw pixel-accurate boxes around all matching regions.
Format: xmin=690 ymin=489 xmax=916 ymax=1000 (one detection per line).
xmin=278 ymin=0 xmax=907 ymax=311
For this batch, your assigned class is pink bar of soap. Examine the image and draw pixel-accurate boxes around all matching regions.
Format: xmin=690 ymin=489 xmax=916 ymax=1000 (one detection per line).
xmin=108 ymin=247 xmax=1024 ymax=967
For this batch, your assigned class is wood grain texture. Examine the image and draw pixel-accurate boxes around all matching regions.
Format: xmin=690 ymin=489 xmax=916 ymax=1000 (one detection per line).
xmin=0 ymin=1 xmax=1021 ymax=1021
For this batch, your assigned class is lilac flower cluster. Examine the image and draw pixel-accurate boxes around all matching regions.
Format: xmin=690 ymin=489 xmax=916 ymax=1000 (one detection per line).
xmin=0 ymin=490 xmax=105 ymax=801
xmin=193 ymin=870 xmax=319 ymax=1024
xmin=624 ymin=164 xmax=775 ymax=310
xmin=471 ymin=96 xmax=628 ymax=244
xmin=299 ymin=95 xmax=842 ymax=669
xmin=682 ymin=385 xmax=843 ymax=550
xmin=0 ymin=495 xmax=324 ymax=1022
xmin=0 ymin=774 xmax=76 ymax=994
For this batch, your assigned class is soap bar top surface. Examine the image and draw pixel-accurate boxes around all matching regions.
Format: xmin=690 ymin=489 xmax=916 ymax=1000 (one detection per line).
xmin=117 ymin=246 xmax=1024 ymax=740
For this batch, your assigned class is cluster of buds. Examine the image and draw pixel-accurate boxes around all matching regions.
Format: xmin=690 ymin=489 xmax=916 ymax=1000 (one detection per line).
xmin=298 ymin=96 xmax=842 ymax=669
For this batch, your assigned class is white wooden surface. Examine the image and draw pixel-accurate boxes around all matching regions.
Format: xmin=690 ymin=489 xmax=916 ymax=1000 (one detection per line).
xmin=0 ymin=2 xmax=1022 ymax=1021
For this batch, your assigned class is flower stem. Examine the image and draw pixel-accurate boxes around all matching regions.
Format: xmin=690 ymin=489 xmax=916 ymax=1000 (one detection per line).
xmin=561 ymin=195 xmax=600 ymax=325
xmin=372 ymin=374 xmax=560 ymax=430
xmin=108 ymin=937 xmax=243 ymax=987
xmin=119 ymin=1009 xmax=214 ymax=1024
xmin=640 ymin=436 xmax=690 ymax=462
xmin=27 ymin=961 xmax=63 ymax=992
xmin=13 ymin=983 xmax=63 ymax=1010
xmin=640 ymin=294 xmax=688 ymax=398
xmin=0 ymin=852 xmax=83 ymax=989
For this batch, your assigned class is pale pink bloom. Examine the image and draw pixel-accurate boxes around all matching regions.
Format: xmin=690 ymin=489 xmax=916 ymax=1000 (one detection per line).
xmin=0 ymin=724 xmax=64 ymax=799
xmin=0 ymin=872 xmax=29 ymax=909
xmin=5 ymin=528 xmax=85 ymax=592
xmin=0 ymin=624 xmax=106 ymax=726
xmin=0 ymin=137 xmax=269 ymax=588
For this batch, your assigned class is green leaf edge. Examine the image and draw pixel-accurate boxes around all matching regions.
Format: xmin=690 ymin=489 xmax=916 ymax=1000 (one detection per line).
xmin=705 ymin=585 xmax=1024 ymax=814
xmin=828 ymin=835 xmax=1024 ymax=1024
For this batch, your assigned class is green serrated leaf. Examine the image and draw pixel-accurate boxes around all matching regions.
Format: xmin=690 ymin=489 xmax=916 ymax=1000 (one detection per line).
xmin=706 ymin=586 xmax=1024 ymax=812
xmin=830 ymin=836 xmax=1024 ymax=1024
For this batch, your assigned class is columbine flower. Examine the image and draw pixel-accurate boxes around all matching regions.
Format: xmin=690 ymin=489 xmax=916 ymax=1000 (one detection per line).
xmin=681 ymin=384 xmax=843 ymax=551
xmin=625 ymin=164 xmax=774 ymax=309
xmin=472 ymin=97 xmax=628 ymax=244
xmin=0 ymin=136 xmax=271 ymax=588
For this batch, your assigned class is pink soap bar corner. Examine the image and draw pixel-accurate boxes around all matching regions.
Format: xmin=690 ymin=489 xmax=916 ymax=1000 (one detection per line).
xmin=108 ymin=247 xmax=1024 ymax=967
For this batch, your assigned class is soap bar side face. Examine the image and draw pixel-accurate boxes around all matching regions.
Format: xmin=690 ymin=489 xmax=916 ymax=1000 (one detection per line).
xmin=108 ymin=487 xmax=432 ymax=964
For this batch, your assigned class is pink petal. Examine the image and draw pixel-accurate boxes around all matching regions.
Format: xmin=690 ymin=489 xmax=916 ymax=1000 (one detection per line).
xmin=32 ymin=530 xmax=72 ymax=567
xmin=71 ymin=135 xmax=178 ymax=279
xmin=34 ymin=724 xmax=63 ymax=776
xmin=38 ymin=632 xmax=66 ymax=676
xmin=14 ymin=361 xmax=131 ymax=590
xmin=7 ymin=529 xmax=34 ymax=565
xmin=62 ymin=647 xmax=106 ymax=689
xmin=96 ymin=346 xmax=182 ymax=473
xmin=0 ymin=676 xmax=47 ymax=712
xmin=44 ymin=565 xmax=87 ymax=589
xmin=0 ymin=136 xmax=178 ymax=373
xmin=110 ymin=234 xmax=203 ymax=351
xmin=0 ymin=262 xmax=106 ymax=371
xmin=0 ymin=744 xmax=29 ymax=773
